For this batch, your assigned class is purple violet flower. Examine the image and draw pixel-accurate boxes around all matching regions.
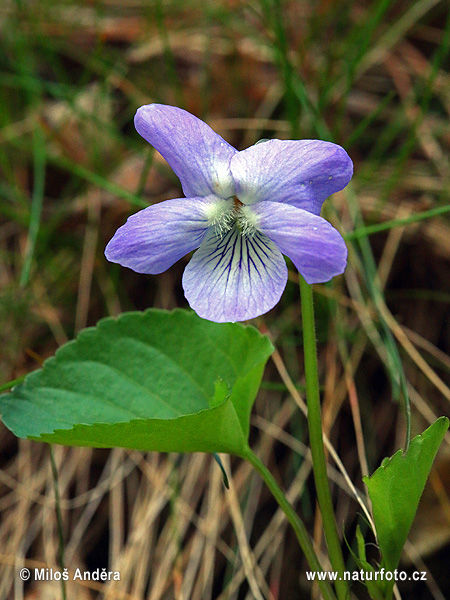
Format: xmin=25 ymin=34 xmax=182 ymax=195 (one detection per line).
xmin=105 ymin=104 xmax=353 ymax=323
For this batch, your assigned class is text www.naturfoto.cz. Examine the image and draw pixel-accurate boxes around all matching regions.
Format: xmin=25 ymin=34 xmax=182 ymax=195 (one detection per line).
xmin=306 ymin=569 xmax=427 ymax=582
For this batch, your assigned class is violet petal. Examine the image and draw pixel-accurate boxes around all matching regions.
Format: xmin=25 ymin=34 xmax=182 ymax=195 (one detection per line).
xmin=250 ymin=201 xmax=348 ymax=283
xmin=231 ymin=139 xmax=353 ymax=214
xmin=182 ymin=226 xmax=287 ymax=322
xmin=105 ymin=196 xmax=217 ymax=274
xmin=135 ymin=104 xmax=237 ymax=199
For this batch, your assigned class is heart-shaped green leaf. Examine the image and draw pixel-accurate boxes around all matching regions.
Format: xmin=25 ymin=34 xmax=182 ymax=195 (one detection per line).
xmin=0 ymin=309 xmax=273 ymax=456
xmin=364 ymin=417 xmax=448 ymax=584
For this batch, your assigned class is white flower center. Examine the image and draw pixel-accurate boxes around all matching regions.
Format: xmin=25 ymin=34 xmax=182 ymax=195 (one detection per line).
xmin=237 ymin=204 xmax=258 ymax=237
xmin=205 ymin=198 xmax=258 ymax=239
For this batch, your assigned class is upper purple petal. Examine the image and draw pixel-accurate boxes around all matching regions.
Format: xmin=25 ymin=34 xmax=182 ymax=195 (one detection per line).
xmin=249 ymin=201 xmax=347 ymax=283
xmin=105 ymin=196 xmax=217 ymax=274
xmin=182 ymin=227 xmax=288 ymax=322
xmin=231 ymin=139 xmax=353 ymax=214
xmin=135 ymin=104 xmax=237 ymax=199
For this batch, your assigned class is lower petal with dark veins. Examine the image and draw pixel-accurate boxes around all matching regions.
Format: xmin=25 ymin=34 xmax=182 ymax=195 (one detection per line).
xmin=182 ymin=226 xmax=287 ymax=322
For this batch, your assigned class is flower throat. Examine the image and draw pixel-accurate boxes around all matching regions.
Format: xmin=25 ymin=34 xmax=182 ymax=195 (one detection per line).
xmin=207 ymin=197 xmax=258 ymax=239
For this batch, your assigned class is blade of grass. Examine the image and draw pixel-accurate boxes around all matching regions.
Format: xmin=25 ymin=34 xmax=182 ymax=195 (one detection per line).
xmin=49 ymin=447 xmax=67 ymax=600
xmin=52 ymin=155 xmax=148 ymax=208
xmin=20 ymin=125 xmax=46 ymax=288
xmin=0 ymin=72 xmax=140 ymax=153
xmin=344 ymin=90 xmax=395 ymax=149
xmin=154 ymin=0 xmax=186 ymax=108
xmin=136 ymin=147 xmax=155 ymax=198
xmin=0 ymin=376 xmax=26 ymax=393
xmin=380 ymin=6 xmax=450 ymax=203
xmin=358 ymin=0 xmax=444 ymax=78
xmin=346 ymin=186 xmax=412 ymax=450
xmin=345 ymin=203 xmax=450 ymax=241
xmin=259 ymin=0 xmax=330 ymax=139
xmin=334 ymin=0 xmax=395 ymax=137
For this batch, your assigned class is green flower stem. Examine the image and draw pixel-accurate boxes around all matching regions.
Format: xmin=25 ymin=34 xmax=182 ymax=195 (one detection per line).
xmin=242 ymin=446 xmax=337 ymax=600
xmin=299 ymin=275 xmax=348 ymax=600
